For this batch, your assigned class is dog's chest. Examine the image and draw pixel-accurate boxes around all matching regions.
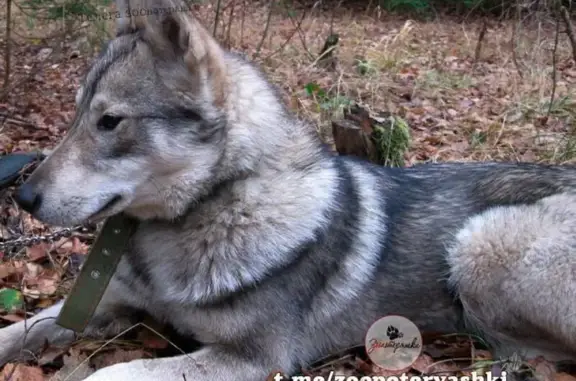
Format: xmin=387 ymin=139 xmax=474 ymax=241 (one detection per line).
xmin=118 ymin=222 xmax=267 ymax=342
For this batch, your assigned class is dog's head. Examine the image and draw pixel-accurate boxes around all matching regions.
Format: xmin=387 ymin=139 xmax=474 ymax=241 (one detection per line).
xmin=14 ymin=0 xmax=283 ymax=226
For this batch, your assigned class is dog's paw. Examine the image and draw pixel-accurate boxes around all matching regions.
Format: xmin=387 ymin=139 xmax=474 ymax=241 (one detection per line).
xmin=0 ymin=324 xmax=26 ymax=367
xmin=83 ymin=357 xmax=195 ymax=381
xmin=386 ymin=325 xmax=403 ymax=340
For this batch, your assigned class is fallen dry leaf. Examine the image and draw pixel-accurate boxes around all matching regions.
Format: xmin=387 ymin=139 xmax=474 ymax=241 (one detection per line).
xmin=473 ymin=349 xmax=492 ymax=361
xmin=37 ymin=346 xmax=69 ymax=366
xmin=24 ymin=262 xmax=42 ymax=279
xmin=55 ymin=237 xmax=89 ymax=256
xmin=554 ymin=373 xmax=576 ymax=381
xmin=0 ymin=313 xmax=25 ymax=323
xmin=411 ymin=353 xmax=435 ymax=373
xmin=137 ymin=329 xmax=169 ymax=349
xmin=529 ymin=356 xmax=557 ymax=381
xmin=35 ymin=298 xmax=56 ymax=309
xmin=26 ymin=243 xmax=50 ymax=261
xmin=91 ymin=349 xmax=147 ymax=370
xmin=22 ymin=266 xmax=61 ymax=298
xmin=0 ymin=264 xmax=18 ymax=280
xmin=0 ymin=363 xmax=46 ymax=381
xmin=48 ymin=349 xmax=94 ymax=381
xmin=36 ymin=275 xmax=59 ymax=296
xmin=267 ymin=370 xmax=288 ymax=381
xmin=371 ymin=364 xmax=412 ymax=376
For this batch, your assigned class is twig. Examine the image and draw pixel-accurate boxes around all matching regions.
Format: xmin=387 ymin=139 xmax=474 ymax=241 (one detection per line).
xmin=305 ymin=43 xmax=338 ymax=71
xmin=3 ymin=0 xmax=12 ymax=96
xmin=239 ymin=0 xmax=246 ymax=49
xmin=510 ymin=4 xmax=524 ymax=79
xmin=9 ymin=21 xmax=88 ymax=41
xmin=63 ymin=322 xmax=196 ymax=381
xmin=260 ymin=3 xmax=314 ymax=61
xmin=287 ymin=6 xmax=314 ymax=60
xmin=10 ymin=1 xmax=63 ymax=21
xmin=365 ymin=0 xmax=372 ymax=15
xmin=213 ymin=0 xmax=223 ymax=37
xmin=474 ymin=18 xmax=488 ymax=64
xmin=0 ymin=52 xmax=49 ymax=102
xmin=316 ymin=33 xmax=339 ymax=70
xmin=546 ymin=7 xmax=560 ymax=122
xmin=253 ymin=0 xmax=275 ymax=59
xmin=0 ymin=113 xmax=35 ymax=127
xmin=0 ymin=22 xmax=84 ymax=101
xmin=560 ymin=6 xmax=576 ymax=64
xmin=225 ymin=0 xmax=236 ymax=49
xmin=330 ymin=0 xmax=338 ymax=35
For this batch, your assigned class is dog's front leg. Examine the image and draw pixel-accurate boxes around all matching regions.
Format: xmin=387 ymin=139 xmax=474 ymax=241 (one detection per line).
xmin=84 ymin=346 xmax=275 ymax=381
xmin=0 ymin=278 xmax=139 ymax=366
xmin=0 ymin=300 xmax=75 ymax=365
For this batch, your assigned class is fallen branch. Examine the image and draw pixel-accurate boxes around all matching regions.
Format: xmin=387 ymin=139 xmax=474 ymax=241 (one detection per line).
xmin=316 ymin=34 xmax=339 ymax=70
xmin=474 ymin=19 xmax=488 ymax=64
xmin=240 ymin=0 xmax=246 ymax=48
xmin=253 ymin=0 xmax=275 ymax=59
xmin=213 ymin=0 xmax=223 ymax=37
xmin=3 ymin=0 xmax=12 ymax=96
xmin=260 ymin=3 xmax=313 ymax=61
xmin=0 ymin=113 xmax=36 ymax=128
xmin=286 ymin=4 xmax=314 ymax=60
xmin=225 ymin=0 xmax=236 ymax=49
xmin=545 ymin=8 xmax=560 ymax=123
xmin=510 ymin=3 xmax=524 ymax=79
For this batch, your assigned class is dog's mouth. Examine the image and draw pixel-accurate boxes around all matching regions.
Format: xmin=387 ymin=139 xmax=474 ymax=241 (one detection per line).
xmin=88 ymin=194 xmax=123 ymax=222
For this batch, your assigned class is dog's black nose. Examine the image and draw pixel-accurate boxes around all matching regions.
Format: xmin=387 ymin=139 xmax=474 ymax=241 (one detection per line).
xmin=14 ymin=183 xmax=42 ymax=214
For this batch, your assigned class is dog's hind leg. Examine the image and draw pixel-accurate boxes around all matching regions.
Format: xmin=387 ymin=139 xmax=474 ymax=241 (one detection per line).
xmin=446 ymin=193 xmax=576 ymax=361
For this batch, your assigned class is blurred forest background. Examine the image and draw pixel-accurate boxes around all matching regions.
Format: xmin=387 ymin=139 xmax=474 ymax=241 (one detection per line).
xmin=1 ymin=0 xmax=575 ymax=164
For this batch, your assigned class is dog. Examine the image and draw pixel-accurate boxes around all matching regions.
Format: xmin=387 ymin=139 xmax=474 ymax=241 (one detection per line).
xmin=1 ymin=1 xmax=576 ymax=380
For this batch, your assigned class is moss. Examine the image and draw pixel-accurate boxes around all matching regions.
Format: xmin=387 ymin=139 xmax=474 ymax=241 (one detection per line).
xmin=371 ymin=115 xmax=411 ymax=167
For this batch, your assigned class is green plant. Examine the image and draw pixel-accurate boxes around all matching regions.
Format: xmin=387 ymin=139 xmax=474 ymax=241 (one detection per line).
xmin=355 ymin=58 xmax=378 ymax=76
xmin=380 ymin=0 xmax=431 ymax=14
xmin=371 ymin=115 xmax=411 ymax=167
xmin=20 ymin=0 xmax=108 ymax=21
xmin=18 ymin=0 xmax=113 ymax=50
xmin=304 ymin=82 xmax=351 ymax=114
xmin=377 ymin=0 xmax=544 ymax=17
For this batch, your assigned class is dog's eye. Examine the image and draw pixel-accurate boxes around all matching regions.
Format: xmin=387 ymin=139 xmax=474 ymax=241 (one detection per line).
xmin=97 ymin=115 xmax=123 ymax=131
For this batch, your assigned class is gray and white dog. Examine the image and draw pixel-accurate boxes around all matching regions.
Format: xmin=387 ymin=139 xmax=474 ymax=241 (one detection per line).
xmin=2 ymin=0 xmax=576 ymax=379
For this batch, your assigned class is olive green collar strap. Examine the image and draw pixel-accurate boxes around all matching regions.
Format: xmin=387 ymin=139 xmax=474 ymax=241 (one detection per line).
xmin=56 ymin=214 xmax=139 ymax=333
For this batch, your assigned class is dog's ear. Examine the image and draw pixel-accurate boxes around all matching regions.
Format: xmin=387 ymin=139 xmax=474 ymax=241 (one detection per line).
xmin=114 ymin=0 xmax=227 ymax=107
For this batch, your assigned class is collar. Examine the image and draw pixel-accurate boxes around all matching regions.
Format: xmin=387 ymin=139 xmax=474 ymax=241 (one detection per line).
xmin=56 ymin=213 xmax=139 ymax=333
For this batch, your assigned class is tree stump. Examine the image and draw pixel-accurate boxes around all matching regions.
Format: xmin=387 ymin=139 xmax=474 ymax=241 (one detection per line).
xmin=331 ymin=104 xmax=411 ymax=167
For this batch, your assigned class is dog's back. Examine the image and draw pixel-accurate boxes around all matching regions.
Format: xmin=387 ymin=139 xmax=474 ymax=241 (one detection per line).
xmin=229 ymin=157 xmax=576 ymax=365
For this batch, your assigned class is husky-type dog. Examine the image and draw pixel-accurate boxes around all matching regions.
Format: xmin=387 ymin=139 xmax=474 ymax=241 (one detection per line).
xmin=2 ymin=1 xmax=576 ymax=379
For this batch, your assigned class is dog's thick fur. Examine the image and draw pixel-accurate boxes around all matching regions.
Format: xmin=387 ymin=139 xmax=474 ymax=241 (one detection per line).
xmin=2 ymin=1 xmax=576 ymax=379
